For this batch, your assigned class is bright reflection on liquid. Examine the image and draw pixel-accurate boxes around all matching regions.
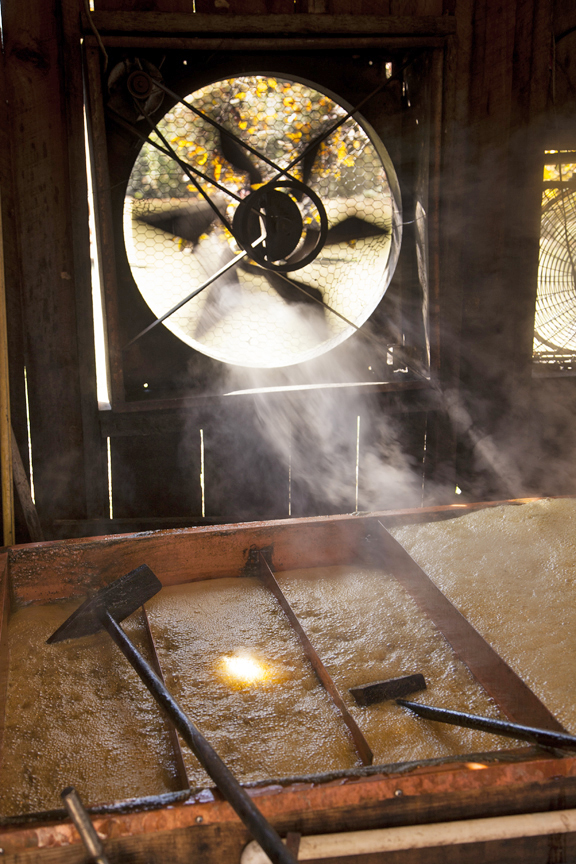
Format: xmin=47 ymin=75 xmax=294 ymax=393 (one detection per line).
xmin=218 ymin=653 xmax=274 ymax=688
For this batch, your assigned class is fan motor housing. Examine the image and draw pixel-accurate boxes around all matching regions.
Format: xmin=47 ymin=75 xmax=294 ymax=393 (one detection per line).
xmin=232 ymin=181 xmax=328 ymax=272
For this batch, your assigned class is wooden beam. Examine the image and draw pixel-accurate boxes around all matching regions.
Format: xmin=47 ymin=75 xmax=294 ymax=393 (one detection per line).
xmin=82 ymin=11 xmax=457 ymax=35
xmin=61 ymin=0 xmax=110 ymax=520
xmin=0 ymin=185 xmax=14 ymax=547
xmin=84 ymin=44 xmax=126 ymax=408
xmin=98 ymin=385 xmax=438 ymax=438
xmin=93 ymin=34 xmax=449 ymax=49
xmin=11 ymin=427 xmax=43 ymax=542
xmin=2 ymin=0 xmax=89 ymax=531
xmin=101 ymin=379 xmax=434 ymax=417
xmin=4 ymin=497 xmax=554 ymax=604
xmin=422 ymin=0 xmax=474 ymax=497
xmin=0 ymin=40 xmax=27 ymax=544
xmin=0 ymin=554 xmax=9 ymax=764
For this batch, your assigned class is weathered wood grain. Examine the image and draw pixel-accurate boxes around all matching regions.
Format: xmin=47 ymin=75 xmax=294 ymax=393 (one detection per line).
xmin=110 ymin=431 xmax=202 ymax=519
xmin=61 ymin=0 xmax=110 ymax=520
xmin=421 ymin=0 xmax=474 ymax=498
xmin=4 ymin=755 xmax=576 ymax=862
xmin=84 ymin=45 xmax=126 ymax=407
xmin=0 ymin=44 xmax=27 ymax=545
xmin=82 ymin=11 xmax=457 ymax=34
xmin=2 ymin=0 xmax=88 ymax=531
xmin=4 ymin=497 xmax=558 ymax=605
xmin=0 ymin=553 xmax=10 ymax=768
xmin=92 ymin=34 xmax=448 ymax=48
xmin=11 ymin=428 xmax=43 ymax=542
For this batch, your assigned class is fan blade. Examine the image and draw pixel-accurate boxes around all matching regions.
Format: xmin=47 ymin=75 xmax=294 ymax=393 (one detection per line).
xmin=324 ymin=217 xmax=388 ymax=245
xmin=219 ymin=129 xmax=263 ymax=186
xmin=239 ymin=260 xmax=326 ymax=310
xmin=136 ymin=200 xmax=218 ymax=246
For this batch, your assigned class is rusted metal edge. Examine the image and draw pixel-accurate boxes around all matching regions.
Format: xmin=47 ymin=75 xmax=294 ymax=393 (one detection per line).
xmin=140 ymin=605 xmax=190 ymax=791
xmin=256 ymin=551 xmax=373 ymax=766
xmin=0 ymin=746 xmax=557 ymax=830
xmin=371 ymin=520 xmax=567 ymax=733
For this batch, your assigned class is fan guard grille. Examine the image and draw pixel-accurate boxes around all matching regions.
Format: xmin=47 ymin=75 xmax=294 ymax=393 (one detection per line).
xmin=534 ymin=185 xmax=576 ymax=358
xmin=124 ymin=74 xmax=402 ymax=369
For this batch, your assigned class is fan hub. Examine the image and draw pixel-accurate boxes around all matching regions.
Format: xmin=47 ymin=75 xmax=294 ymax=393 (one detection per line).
xmin=233 ymin=180 xmax=328 ymax=273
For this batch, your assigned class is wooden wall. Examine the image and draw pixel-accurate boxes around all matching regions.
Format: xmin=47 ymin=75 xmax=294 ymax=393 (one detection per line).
xmin=0 ymin=0 xmax=572 ymax=542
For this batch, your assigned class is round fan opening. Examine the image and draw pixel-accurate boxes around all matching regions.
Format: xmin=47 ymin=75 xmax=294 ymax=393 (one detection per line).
xmin=124 ymin=73 xmax=402 ymax=369
xmin=535 ymin=188 xmax=576 ymax=353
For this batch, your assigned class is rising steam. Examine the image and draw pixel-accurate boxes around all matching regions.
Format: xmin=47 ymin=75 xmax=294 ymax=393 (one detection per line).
xmin=223 ymin=302 xmax=425 ymax=516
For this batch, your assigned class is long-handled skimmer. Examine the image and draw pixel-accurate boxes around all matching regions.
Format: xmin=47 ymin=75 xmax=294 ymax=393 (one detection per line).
xmin=47 ymin=565 xmax=297 ymax=864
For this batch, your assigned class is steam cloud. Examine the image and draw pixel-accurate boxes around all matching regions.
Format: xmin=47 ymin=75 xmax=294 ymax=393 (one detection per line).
xmin=223 ymin=302 xmax=426 ymax=517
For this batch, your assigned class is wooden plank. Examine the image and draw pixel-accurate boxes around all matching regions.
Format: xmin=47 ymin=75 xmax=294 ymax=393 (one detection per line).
xmin=110 ymin=432 xmax=202 ymax=519
xmin=0 ymin=182 xmax=15 ymax=547
xmin=5 ymin=497 xmax=554 ymax=606
xmin=96 ymin=0 xmax=295 ymax=10
xmin=422 ymin=1 xmax=473 ymax=497
xmin=83 ymin=44 xmax=126 ymax=407
xmin=369 ymin=519 xmax=567 ymax=732
xmin=4 ymin=754 xmax=576 ymax=861
xmin=504 ymin=0 xmax=554 ymax=403
xmin=327 ymin=0 xmax=391 ymax=11
xmin=94 ymin=34 xmax=449 ymax=48
xmin=0 ymin=45 xmax=27 ymax=545
xmin=201 ymin=403 xmax=290 ymax=523
xmin=290 ymin=401 xmax=358 ymax=518
xmin=454 ymin=0 xmax=518 ymax=498
xmin=390 ymin=0 xmax=443 ymax=11
xmin=105 ymin=380 xmax=433 ymax=415
xmin=82 ymin=11 xmax=457 ymax=34
xmin=0 ymin=823 xmax=250 ymax=864
xmin=426 ymin=48 xmax=444 ymax=380
xmin=2 ymin=818 xmax=576 ymax=864
xmin=51 ymin=516 xmax=225 ymax=539
xmin=6 ymin=512 xmax=368 ymax=605
xmin=2 ymin=0 xmax=89 ymax=531
xmin=11 ymin=428 xmax=43 ymax=542
xmin=0 ymin=553 xmax=9 ymax=765
xmin=61 ymin=0 xmax=110 ymax=520
xmin=450 ymin=0 xmax=553 ymax=503
xmin=98 ymin=385 xmax=438 ymax=438
xmin=420 ymin=42 xmax=461 ymax=497
xmin=194 ymin=0 xmax=295 ymax=11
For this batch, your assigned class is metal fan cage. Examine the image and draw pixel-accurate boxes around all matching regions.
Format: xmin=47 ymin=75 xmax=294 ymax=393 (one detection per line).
xmin=533 ymin=153 xmax=576 ymax=371
xmin=123 ymin=73 xmax=402 ymax=369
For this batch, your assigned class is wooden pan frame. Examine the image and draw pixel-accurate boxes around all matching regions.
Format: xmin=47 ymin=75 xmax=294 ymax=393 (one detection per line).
xmin=2 ymin=497 xmax=576 ymax=863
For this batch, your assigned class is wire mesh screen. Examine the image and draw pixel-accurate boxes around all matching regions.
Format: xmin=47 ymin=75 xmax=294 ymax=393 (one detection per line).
xmin=124 ymin=75 xmax=402 ymax=368
xmin=534 ymin=154 xmax=576 ymax=368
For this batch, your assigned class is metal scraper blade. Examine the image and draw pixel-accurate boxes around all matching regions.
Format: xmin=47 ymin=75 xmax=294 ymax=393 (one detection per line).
xmin=46 ymin=564 xmax=162 ymax=644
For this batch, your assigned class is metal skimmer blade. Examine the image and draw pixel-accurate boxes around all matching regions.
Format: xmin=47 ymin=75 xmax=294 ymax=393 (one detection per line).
xmin=46 ymin=565 xmax=162 ymax=644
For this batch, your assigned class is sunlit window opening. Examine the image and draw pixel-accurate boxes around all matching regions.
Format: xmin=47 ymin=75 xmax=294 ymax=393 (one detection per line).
xmin=84 ymin=106 xmax=111 ymax=409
